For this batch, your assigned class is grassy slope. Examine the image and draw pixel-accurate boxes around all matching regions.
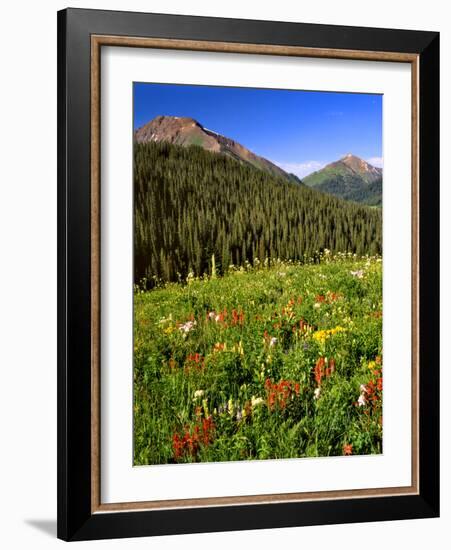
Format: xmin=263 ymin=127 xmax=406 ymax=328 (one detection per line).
xmin=303 ymin=164 xmax=350 ymax=187
xmin=134 ymin=256 xmax=383 ymax=465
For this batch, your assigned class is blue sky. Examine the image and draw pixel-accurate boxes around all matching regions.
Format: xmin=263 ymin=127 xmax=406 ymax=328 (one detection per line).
xmin=134 ymin=83 xmax=383 ymax=178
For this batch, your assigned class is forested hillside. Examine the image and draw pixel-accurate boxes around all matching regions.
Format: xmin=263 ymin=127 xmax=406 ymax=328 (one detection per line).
xmin=134 ymin=142 xmax=382 ymax=285
xmin=309 ymin=173 xmax=382 ymax=206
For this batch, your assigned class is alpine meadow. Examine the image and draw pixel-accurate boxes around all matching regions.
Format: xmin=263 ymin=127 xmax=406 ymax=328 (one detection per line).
xmin=133 ymin=85 xmax=383 ymax=466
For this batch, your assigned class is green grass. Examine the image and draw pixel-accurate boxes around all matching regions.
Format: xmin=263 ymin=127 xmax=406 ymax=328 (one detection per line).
xmin=134 ymin=254 xmax=383 ymax=465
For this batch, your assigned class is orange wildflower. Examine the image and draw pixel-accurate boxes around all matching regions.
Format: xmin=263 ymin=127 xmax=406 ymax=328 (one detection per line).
xmin=343 ymin=443 xmax=353 ymax=456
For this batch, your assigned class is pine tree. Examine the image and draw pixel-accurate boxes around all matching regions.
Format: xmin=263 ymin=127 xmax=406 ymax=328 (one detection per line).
xmin=134 ymin=142 xmax=382 ymax=285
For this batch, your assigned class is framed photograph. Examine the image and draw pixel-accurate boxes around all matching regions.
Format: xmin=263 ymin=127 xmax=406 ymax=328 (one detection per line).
xmin=57 ymin=8 xmax=439 ymax=541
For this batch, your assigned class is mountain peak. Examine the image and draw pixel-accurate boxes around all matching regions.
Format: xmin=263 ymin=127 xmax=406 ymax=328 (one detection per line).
xmin=302 ymin=153 xmax=383 ymax=206
xmin=138 ymin=115 xmax=203 ymax=133
xmin=339 ymin=153 xmax=376 ymax=174
xmin=155 ymin=114 xmax=200 ymax=125
xmin=134 ymin=115 xmax=297 ymax=183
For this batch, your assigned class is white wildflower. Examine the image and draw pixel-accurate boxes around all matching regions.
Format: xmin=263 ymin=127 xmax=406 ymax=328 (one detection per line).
xmin=314 ymin=388 xmax=321 ymax=400
xmin=269 ymin=337 xmax=278 ymax=347
xmin=251 ymin=396 xmax=264 ymax=408
xmin=193 ymin=389 xmax=204 ymax=399
xmin=350 ymin=269 xmax=365 ymax=279
xmin=179 ymin=320 xmax=197 ymax=334
xmin=358 ymin=393 xmax=367 ymax=407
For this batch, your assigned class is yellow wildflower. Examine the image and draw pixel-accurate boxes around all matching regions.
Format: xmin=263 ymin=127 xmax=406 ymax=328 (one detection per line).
xmin=232 ymin=341 xmax=244 ymax=355
xmin=312 ymin=326 xmax=346 ymax=345
xmin=202 ymin=398 xmax=209 ymax=417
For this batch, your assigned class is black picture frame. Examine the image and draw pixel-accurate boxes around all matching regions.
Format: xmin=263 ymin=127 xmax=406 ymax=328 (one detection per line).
xmin=57 ymin=7 xmax=439 ymax=541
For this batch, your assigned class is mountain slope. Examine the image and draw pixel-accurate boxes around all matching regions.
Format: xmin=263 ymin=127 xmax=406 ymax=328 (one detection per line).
xmin=135 ymin=115 xmax=300 ymax=183
xmin=303 ymin=154 xmax=382 ymax=206
xmin=134 ymin=141 xmax=382 ymax=285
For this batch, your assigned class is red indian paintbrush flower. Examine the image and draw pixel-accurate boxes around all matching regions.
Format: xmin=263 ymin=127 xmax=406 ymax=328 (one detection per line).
xmin=343 ymin=443 xmax=353 ymax=456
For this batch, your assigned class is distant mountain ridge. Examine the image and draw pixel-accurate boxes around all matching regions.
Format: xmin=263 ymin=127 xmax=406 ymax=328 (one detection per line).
xmin=303 ymin=154 xmax=383 ymax=206
xmin=134 ymin=115 xmax=301 ymax=184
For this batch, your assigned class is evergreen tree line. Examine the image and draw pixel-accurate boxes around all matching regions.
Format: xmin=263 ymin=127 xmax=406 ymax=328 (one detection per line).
xmin=134 ymin=142 xmax=382 ymax=285
xmin=316 ymin=175 xmax=382 ymax=206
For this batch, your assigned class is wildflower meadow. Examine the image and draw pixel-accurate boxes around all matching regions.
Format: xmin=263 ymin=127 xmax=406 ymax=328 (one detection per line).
xmin=133 ymin=253 xmax=383 ymax=465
